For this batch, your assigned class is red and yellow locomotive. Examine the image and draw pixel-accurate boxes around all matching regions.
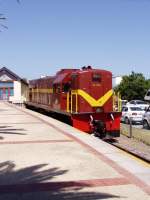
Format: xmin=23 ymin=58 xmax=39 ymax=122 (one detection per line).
xmin=26 ymin=66 xmax=121 ymax=138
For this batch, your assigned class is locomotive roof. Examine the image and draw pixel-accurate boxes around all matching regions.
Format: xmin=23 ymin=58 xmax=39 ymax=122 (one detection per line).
xmin=29 ymin=67 xmax=112 ymax=85
xmin=53 ymin=72 xmax=68 ymax=84
xmin=56 ymin=69 xmax=78 ymax=75
xmin=30 ymin=76 xmax=55 ymax=81
xmin=74 ymin=68 xmax=112 ymax=75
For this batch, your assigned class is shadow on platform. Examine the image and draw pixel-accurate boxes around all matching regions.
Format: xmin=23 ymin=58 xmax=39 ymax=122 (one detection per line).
xmin=0 ymin=126 xmax=26 ymax=140
xmin=0 ymin=161 xmax=121 ymax=199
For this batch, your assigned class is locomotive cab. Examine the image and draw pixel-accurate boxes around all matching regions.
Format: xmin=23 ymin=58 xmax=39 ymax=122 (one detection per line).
xmin=69 ymin=67 xmax=121 ymax=138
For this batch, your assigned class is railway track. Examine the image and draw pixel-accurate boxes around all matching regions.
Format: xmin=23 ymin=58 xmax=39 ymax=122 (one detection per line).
xmin=106 ymin=136 xmax=150 ymax=164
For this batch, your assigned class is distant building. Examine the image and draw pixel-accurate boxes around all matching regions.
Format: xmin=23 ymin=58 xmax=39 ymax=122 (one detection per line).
xmin=0 ymin=67 xmax=28 ymax=103
xmin=112 ymin=75 xmax=122 ymax=88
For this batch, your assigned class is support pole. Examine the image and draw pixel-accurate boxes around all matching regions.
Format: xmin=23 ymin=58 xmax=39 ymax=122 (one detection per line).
xmin=129 ymin=117 xmax=132 ymax=138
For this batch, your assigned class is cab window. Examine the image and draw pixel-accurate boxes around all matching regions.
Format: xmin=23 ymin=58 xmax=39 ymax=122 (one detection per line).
xmin=63 ymin=82 xmax=71 ymax=93
xmin=92 ymin=73 xmax=101 ymax=82
xmin=71 ymin=74 xmax=78 ymax=89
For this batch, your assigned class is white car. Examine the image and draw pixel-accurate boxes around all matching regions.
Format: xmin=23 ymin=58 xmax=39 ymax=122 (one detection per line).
xmin=121 ymin=105 xmax=145 ymax=124
xmin=144 ymin=89 xmax=150 ymax=101
xmin=126 ymin=100 xmax=149 ymax=111
xmin=143 ymin=106 xmax=150 ymax=129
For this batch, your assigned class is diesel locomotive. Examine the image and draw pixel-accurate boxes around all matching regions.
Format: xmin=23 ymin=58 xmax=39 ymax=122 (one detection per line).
xmin=26 ymin=66 xmax=121 ymax=138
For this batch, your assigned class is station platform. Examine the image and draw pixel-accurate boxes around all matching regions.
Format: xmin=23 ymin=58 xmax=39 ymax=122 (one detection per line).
xmin=0 ymin=102 xmax=150 ymax=200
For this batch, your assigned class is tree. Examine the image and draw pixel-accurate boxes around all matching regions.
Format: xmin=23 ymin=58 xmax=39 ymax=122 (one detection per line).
xmin=0 ymin=14 xmax=7 ymax=30
xmin=0 ymin=0 xmax=20 ymax=31
xmin=114 ymin=71 xmax=150 ymax=101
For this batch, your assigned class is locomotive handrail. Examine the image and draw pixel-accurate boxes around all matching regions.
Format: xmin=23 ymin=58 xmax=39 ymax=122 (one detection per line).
xmin=67 ymin=91 xmax=78 ymax=113
xmin=113 ymin=91 xmax=122 ymax=112
xmin=118 ymin=92 xmax=122 ymax=112
xmin=67 ymin=92 xmax=70 ymax=112
xmin=71 ymin=91 xmax=78 ymax=113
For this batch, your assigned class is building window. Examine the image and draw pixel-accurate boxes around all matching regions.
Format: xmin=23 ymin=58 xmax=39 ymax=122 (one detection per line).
xmin=10 ymin=88 xmax=14 ymax=96
xmin=0 ymin=82 xmax=14 ymax=88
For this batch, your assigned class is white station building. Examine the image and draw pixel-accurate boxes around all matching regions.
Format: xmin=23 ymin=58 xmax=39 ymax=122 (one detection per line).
xmin=112 ymin=75 xmax=122 ymax=88
xmin=0 ymin=67 xmax=28 ymax=104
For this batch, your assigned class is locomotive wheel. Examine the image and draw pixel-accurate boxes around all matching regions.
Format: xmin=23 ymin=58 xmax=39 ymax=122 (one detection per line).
xmin=93 ymin=120 xmax=106 ymax=139
xmin=94 ymin=131 xmax=106 ymax=139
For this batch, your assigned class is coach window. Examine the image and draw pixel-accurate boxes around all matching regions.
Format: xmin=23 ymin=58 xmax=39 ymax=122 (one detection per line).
xmin=53 ymin=84 xmax=60 ymax=93
xmin=57 ymin=85 xmax=61 ymax=93
xmin=55 ymin=84 xmax=60 ymax=93
xmin=53 ymin=84 xmax=56 ymax=93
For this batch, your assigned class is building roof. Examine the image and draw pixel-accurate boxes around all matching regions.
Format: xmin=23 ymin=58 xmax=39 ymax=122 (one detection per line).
xmin=0 ymin=67 xmax=28 ymax=85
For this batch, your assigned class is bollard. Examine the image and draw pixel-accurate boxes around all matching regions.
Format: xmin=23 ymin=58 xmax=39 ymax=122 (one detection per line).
xmin=129 ymin=117 xmax=132 ymax=138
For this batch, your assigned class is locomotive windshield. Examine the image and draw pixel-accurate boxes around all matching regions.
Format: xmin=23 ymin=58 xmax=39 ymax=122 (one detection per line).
xmin=92 ymin=73 xmax=101 ymax=82
xmin=71 ymin=74 xmax=78 ymax=89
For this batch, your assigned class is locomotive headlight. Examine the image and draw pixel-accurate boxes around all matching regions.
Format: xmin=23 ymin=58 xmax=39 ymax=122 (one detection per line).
xmin=95 ymin=107 xmax=103 ymax=113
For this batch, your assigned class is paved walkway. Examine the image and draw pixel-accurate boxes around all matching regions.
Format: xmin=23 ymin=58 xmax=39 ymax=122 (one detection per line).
xmin=0 ymin=102 xmax=150 ymax=200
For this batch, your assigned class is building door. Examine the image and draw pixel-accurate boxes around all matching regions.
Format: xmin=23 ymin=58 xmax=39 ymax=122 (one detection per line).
xmin=0 ymin=89 xmax=3 ymax=100
xmin=0 ymin=82 xmax=14 ymax=100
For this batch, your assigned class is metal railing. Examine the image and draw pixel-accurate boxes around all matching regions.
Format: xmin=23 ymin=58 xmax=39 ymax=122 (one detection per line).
xmin=67 ymin=90 xmax=78 ymax=113
xmin=113 ymin=92 xmax=122 ymax=112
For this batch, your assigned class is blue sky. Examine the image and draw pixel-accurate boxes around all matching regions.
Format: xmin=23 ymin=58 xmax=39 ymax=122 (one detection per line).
xmin=0 ymin=0 xmax=150 ymax=79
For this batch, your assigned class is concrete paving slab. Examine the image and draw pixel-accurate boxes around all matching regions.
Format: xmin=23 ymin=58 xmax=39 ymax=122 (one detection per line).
xmin=0 ymin=114 xmax=40 ymax=124
xmin=0 ymin=142 xmax=122 ymax=185
xmin=104 ymin=152 xmax=150 ymax=173
xmin=0 ymin=102 xmax=150 ymax=199
xmin=0 ymin=123 xmax=70 ymax=142
xmin=135 ymin=173 xmax=150 ymax=185
xmin=102 ymin=151 xmax=150 ymax=182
